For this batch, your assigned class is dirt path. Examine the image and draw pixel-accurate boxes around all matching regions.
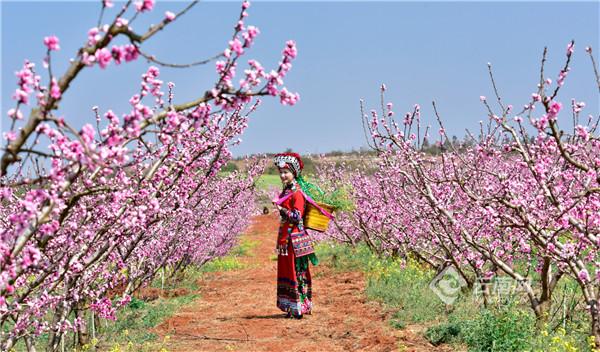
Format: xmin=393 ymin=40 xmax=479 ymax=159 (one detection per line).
xmin=155 ymin=213 xmax=449 ymax=351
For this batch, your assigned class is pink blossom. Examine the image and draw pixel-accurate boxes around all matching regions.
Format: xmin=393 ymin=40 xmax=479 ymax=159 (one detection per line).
xmin=165 ymin=11 xmax=176 ymax=22
xmin=50 ymin=78 xmax=61 ymax=99
xmin=81 ymin=52 xmax=96 ymax=66
xmin=557 ymin=69 xmax=569 ymax=87
xmin=0 ymin=2 xmax=300 ymax=341
xmin=96 ymin=48 xmax=112 ymax=69
xmin=118 ymin=294 xmax=132 ymax=307
xmin=43 ymin=35 xmax=60 ymax=51
xmin=7 ymin=108 xmax=23 ymax=120
xmin=115 ymin=17 xmax=129 ymax=27
xmin=3 ymin=131 xmax=17 ymax=142
xmin=124 ymin=44 xmax=139 ymax=62
xmin=279 ymin=87 xmax=299 ymax=106
xmin=87 ymin=27 xmax=101 ymax=46
xmin=229 ymin=38 xmax=244 ymax=56
xmin=546 ymin=101 xmax=562 ymax=121
xmin=573 ymin=100 xmax=586 ymax=114
xmin=135 ymin=0 xmax=154 ymax=12
xmin=242 ymin=26 xmax=260 ymax=47
xmin=0 ymin=188 xmax=12 ymax=201
xmin=13 ymin=60 xmax=35 ymax=104
xmin=20 ymin=246 xmax=41 ymax=269
xmin=575 ymin=125 xmax=590 ymax=141
xmin=215 ymin=60 xmax=226 ymax=74
xmin=90 ymin=297 xmax=116 ymax=320
xmin=111 ymin=45 xmax=126 ymax=64
xmin=80 ymin=124 xmax=96 ymax=145
xmin=13 ymin=89 xmax=29 ymax=104
xmin=579 ymin=269 xmax=590 ymax=283
xmin=283 ymin=40 xmax=297 ymax=60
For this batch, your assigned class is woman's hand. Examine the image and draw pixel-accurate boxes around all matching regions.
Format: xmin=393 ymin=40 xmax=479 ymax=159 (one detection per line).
xmin=277 ymin=205 xmax=289 ymax=220
xmin=271 ymin=199 xmax=282 ymax=210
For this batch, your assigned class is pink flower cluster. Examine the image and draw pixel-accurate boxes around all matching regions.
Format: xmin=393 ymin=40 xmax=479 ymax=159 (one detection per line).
xmin=12 ymin=60 xmax=36 ymax=104
xmin=0 ymin=2 xmax=300 ymax=348
xmin=141 ymin=66 xmax=163 ymax=101
xmin=43 ymin=35 xmax=60 ymax=51
xmin=81 ymin=44 xmax=138 ymax=69
xmin=321 ymin=42 xmax=600 ymax=343
xmin=135 ymin=0 xmax=154 ymax=12
xmin=266 ymin=40 xmax=300 ymax=105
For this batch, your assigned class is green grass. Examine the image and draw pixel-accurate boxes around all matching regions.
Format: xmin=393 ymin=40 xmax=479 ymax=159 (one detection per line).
xmin=315 ymin=242 xmax=447 ymax=325
xmin=256 ymin=174 xmax=282 ymax=192
xmin=200 ymin=256 xmax=246 ymax=272
xmin=96 ymin=294 xmax=198 ymax=351
xmin=200 ymin=238 xmax=259 ymax=272
xmin=314 ymin=241 xmax=596 ymax=352
xmin=229 ymin=238 xmax=259 ymax=257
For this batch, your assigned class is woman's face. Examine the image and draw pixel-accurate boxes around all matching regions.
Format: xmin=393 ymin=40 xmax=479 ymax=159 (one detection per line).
xmin=279 ymin=168 xmax=295 ymax=184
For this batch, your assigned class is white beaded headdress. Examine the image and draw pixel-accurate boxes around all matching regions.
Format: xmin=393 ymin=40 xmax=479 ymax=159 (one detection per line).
xmin=273 ymin=153 xmax=302 ymax=177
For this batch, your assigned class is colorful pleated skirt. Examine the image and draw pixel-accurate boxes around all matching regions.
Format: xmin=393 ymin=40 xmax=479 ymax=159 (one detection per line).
xmin=276 ymin=239 xmax=319 ymax=316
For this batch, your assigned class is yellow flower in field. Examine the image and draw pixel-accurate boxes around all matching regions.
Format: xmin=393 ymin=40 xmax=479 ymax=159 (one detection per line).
xmin=588 ymin=336 xmax=598 ymax=350
xmin=562 ymin=341 xmax=576 ymax=352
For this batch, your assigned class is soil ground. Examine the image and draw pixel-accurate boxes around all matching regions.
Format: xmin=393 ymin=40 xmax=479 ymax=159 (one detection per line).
xmin=155 ymin=213 xmax=453 ymax=351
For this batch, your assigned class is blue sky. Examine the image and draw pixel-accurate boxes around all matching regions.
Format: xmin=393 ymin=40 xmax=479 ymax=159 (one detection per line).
xmin=2 ymin=1 xmax=599 ymax=157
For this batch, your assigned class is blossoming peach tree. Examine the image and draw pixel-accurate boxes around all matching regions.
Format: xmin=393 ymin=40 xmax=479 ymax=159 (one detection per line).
xmin=0 ymin=0 xmax=298 ymax=350
xmin=325 ymin=42 xmax=600 ymax=345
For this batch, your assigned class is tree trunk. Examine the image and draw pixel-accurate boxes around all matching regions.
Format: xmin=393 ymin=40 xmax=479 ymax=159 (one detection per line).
xmin=533 ymin=257 xmax=561 ymax=330
xmin=46 ymin=301 xmax=69 ymax=352
xmin=589 ymin=299 xmax=600 ymax=349
xmin=25 ymin=336 xmax=37 ymax=352
xmin=75 ymin=306 xmax=89 ymax=347
xmin=533 ymin=299 xmax=552 ymax=330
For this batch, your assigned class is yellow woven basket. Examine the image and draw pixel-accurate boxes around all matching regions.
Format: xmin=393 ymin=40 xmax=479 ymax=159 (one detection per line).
xmin=304 ymin=202 xmax=335 ymax=232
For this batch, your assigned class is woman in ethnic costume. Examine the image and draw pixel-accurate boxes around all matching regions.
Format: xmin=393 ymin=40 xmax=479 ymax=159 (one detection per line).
xmin=272 ymin=152 xmax=319 ymax=319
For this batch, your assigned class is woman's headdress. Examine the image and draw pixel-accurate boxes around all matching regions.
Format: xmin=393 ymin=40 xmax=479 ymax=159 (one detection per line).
xmin=273 ymin=152 xmax=304 ymax=178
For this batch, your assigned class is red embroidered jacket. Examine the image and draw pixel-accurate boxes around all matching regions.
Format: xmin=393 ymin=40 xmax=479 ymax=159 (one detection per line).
xmin=277 ymin=182 xmax=306 ymax=247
